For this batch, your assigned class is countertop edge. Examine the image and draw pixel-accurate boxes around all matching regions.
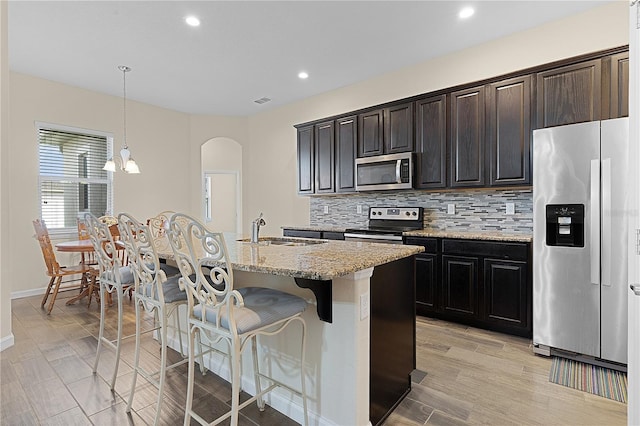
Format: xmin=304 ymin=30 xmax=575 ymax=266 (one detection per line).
xmin=282 ymin=226 xmax=532 ymax=243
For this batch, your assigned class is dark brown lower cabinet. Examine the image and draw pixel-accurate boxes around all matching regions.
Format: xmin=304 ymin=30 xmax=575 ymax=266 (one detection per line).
xmin=483 ymin=258 xmax=528 ymax=329
xmin=415 ymin=253 xmax=438 ymax=312
xmin=442 ymin=255 xmax=478 ymax=318
xmin=407 ymin=236 xmax=531 ymax=337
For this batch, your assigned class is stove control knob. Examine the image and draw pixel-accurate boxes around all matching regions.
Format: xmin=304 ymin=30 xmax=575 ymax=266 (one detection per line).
xmin=372 ymin=211 xmax=377 ymax=216
xmin=412 ymin=211 xmax=417 ymax=216
xmin=405 ymin=212 xmax=411 ymax=216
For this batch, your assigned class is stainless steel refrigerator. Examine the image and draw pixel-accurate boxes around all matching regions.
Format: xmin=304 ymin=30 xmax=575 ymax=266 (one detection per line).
xmin=533 ymin=117 xmax=628 ymax=365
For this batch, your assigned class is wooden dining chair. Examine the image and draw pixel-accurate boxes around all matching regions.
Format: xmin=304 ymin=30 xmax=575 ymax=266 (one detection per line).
xmin=84 ymin=212 xmax=135 ymax=390
xmin=166 ymin=213 xmax=309 ymax=426
xmin=33 ymin=219 xmax=96 ymax=314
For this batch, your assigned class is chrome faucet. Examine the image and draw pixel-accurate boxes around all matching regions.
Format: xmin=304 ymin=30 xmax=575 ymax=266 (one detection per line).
xmin=251 ymin=213 xmax=266 ymax=243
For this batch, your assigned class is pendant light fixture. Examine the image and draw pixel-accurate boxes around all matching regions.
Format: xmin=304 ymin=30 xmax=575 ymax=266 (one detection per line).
xmin=103 ymin=65 xmax=141 ymax=174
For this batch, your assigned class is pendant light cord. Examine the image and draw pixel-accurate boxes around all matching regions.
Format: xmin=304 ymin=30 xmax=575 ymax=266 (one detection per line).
xmin=118 ymin=65 xmax=131 ymax=150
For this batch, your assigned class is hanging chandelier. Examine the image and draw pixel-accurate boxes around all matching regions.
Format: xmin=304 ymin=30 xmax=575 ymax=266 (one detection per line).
xmin=103 ymin=65 xmax=141 ymax=174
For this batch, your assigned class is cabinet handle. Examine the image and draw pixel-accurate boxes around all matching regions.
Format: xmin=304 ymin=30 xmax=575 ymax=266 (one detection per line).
xmin=631 ymin=284 xmax=640 ymax=296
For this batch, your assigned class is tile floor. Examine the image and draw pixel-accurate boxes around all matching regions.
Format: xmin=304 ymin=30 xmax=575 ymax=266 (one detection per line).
xmin=1 ymin=291 xmax=627 ymax=425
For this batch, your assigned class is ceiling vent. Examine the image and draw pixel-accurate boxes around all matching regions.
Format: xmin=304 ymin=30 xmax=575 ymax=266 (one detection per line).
xmin=254 ymin=97 xmax=272 ymax=105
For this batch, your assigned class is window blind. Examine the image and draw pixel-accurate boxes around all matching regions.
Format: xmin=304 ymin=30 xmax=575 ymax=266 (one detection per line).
xmin=38 ymin=126 xmax=112 ymax=231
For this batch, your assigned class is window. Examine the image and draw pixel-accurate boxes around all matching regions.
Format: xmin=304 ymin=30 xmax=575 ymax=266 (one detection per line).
xmin=38 ymin=123 xmax=113 ymax=233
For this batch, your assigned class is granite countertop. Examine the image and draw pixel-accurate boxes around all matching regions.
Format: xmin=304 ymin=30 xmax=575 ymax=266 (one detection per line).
xmin=403 ymin=229 xmax=532 ymax=243
xmin=283 ymin=225 xmax=532 ymax=243
xmin=159 ymin=235 xmax=424 ymax=281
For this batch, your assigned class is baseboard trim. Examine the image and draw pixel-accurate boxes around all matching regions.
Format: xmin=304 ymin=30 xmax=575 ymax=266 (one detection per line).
xmin=0 ymin=333 xmax=15 ymax=351
xmin=11 ymin=287 xmax=46 ymax=300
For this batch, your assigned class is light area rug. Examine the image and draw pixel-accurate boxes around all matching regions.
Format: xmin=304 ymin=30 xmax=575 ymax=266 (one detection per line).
xmin=549 ymin=356 xmax=627 ymax=403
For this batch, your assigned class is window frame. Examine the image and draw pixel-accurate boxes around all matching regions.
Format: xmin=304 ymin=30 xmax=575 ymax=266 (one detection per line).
xmin=36 ymin=121 xmax=114 ymax=236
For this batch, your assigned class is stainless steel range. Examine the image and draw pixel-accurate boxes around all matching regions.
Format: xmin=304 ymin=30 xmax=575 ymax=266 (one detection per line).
xmin=344 ymin=207 xmax=424 ymax=244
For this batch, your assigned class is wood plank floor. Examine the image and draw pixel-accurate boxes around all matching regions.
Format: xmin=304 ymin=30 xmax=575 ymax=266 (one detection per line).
xmin=1 ymin=293 xmax=627 ymax=425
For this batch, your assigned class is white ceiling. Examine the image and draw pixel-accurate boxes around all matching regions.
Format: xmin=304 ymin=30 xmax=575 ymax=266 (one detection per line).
xmin=8 ymin=1 xmax=612 ymax=116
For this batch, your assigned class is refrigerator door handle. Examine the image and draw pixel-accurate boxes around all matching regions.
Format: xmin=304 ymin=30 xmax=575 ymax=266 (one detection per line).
xmin=590 ymin=159 xmax=600 ymax=286
xmin=601 ymin=158 xmax=611 ymax=287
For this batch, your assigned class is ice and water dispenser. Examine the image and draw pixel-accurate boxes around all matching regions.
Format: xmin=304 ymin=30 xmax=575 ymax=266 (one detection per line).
xmin=545 ymin=204 xmax=585 ymax=247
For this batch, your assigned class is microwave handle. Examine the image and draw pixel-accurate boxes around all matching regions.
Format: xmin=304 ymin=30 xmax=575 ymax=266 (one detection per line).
xmin=395 ymin=160 xmax=402 ymax=183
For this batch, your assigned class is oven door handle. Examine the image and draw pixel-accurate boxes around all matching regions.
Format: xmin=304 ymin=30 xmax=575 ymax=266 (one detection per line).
xmin=344 ymin=233 xmax=403 ymax=242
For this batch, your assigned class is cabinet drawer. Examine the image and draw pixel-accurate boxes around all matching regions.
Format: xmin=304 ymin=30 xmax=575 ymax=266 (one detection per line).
xmin=282 ymin=229 xmax=322 ymax=239
xmin=442 ymin=239 xmax=527 ymax=260
xmin=323 ymin=231 xmax=345 ymax=240
xmin=404 ymin=237 xmax=438 ymax=253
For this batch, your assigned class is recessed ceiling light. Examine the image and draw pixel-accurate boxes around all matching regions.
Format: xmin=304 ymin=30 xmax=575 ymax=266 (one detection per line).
xmin=185 ymin=16 xmax=200 ymax=27
xmin=459 ymin=7 xmax=474 ymax=19
xmin=298 ymin=71 xmax=309 ymax=80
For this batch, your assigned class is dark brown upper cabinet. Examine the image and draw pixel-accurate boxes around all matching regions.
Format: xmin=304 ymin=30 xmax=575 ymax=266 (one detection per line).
xmin=486 ymin=75 xmax=532 ymax=186
xmin=296 ymin=125 xmax=314 ymax=194
xmin=358 ymin=102 xmax=413 ymax=157
xmin=314 ymin=121 xmax=335 ymax=193
xmin=384 ymin=102 xmax=414 ymax=154
xmin=358 ymin=109 xmax=384 ymax=157
xmin=536 ymin=59 xmax=601 ymax=128
xmin=608 ymin=52 xmax=629 ymax=119
xmin=415 ymin=95 xmax=447 ymax=189
xmin=335 ymin=115 xmax=357 ymax=193
xmin=450 ymin=86 xmax=485 ymax=188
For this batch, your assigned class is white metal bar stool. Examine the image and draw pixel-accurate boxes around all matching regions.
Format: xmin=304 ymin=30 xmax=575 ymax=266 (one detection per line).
xmin=166 ymin=213 xmax=309 ymax=426
xmin=117 ymin=212 xmax=190 ymax=425
xmin=84 ymin=213 xmax=135 ymax=391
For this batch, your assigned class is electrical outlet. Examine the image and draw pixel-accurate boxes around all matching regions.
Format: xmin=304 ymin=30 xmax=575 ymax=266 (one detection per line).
xmin=323 ymin=205 xmax=329 ymax=214
xmin=360 ymin=292 xmax=370 ymax=320
xmin=357 ymin=205 xmax=362 ymax=214
xmin=447 ymin=204 xmax=455 ymax=215
xmin=506 ymin=203 xmax=515 ymax=215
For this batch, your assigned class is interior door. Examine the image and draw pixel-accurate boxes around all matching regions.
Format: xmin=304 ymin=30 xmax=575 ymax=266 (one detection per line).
xmin=204 ymin=171 xmax=239 ymax=233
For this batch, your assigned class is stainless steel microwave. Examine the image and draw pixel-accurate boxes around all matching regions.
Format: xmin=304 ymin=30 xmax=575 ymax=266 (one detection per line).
xmin=355 ymin=152 xmax=413 ymax=191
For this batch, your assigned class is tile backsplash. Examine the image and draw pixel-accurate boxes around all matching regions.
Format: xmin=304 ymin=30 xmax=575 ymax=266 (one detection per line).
xmin=309 ymin=188 xmax=533 ymax=234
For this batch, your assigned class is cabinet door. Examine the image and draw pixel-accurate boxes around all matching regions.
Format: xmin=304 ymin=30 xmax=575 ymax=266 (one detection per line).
xmin=483 ymin=259 xmax=528 ymax=330
xmin=415 ymin=254 xmax=439 ymax=314
xmin=335 ymin=116 xmax=357 ymax=192
xmin=415 ymin=95 xmax=447 ymax=189
xmin=487 ymin=75 xmax=531 ymax=186
xmin=442 ymin=255 xmax=478 ymax=317
xmin=358 ymin=109 xmax=384 ymax=157
xmin=450 ymin=86 xmax=485 ymax=187
xmin=536 ymin=59 xmax=601 ymax=128
xmin=384 ymin=102 xmax=414 ymax=153
xmin=609 ymin=52 xmax=629 ymax=119
xmin=314 ymin=121 xmax=335 ymax=193
xmin=296 ymin=125 xmax=314 ymax=194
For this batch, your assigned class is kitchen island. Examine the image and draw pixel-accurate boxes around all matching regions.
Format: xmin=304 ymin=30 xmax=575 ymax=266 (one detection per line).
xmin=158 ymin=235 xmax=423 ymax=426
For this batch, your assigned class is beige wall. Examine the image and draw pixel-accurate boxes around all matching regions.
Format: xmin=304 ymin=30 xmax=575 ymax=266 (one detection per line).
xmin=8 ymin=73 xmax=192 ymax=297
xmin=1 ymin=0 xmax=13 ymax=348
xmin=2 ymin=2 xmax=628 ymax=345
xmin=241 ymin=1 xmax=629 ymax=234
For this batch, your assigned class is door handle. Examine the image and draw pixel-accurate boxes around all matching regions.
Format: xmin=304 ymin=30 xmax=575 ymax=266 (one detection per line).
xmin=631 ymin=284 xmax=640 ymax=296
xmin=590 ymin=160 xmax=600 ymax=286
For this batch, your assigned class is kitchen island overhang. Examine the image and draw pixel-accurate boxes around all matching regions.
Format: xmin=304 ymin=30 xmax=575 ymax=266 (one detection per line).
xmin=158 ymin=236 xmax=424 ymax=426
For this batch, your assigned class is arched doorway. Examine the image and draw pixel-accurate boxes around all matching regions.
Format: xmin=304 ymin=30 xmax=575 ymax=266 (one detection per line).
xmin=201 ymin=137 xmax=242 ymax=234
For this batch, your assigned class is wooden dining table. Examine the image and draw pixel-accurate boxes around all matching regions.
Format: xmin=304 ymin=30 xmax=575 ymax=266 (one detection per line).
xmin=55 ymin=239 xmax=98 ymax=305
